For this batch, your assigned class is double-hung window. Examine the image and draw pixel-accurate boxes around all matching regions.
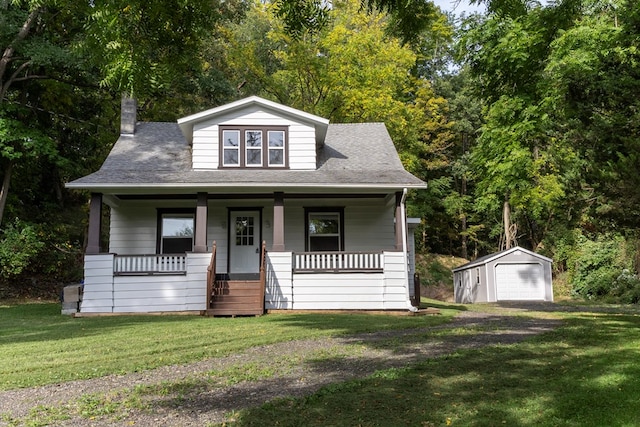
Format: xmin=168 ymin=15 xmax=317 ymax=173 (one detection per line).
xmin=222 ymin=130 xmax=240 ymax=167
xmin=157 ymin=209 xmax=195 ymax=254
xmin=268 ymin=130 xmax=285 ymax=166
xmin=305 ymin=208 xmax=344 ymax=252
xmin=220 ymin=126 xmax=288 ymax=168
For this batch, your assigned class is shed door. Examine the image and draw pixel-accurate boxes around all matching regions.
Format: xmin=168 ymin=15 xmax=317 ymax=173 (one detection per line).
xmin=495 ymin=263 xmax=545 ymax=300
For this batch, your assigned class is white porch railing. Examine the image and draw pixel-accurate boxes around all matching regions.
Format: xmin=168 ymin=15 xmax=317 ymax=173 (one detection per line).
xmin=293 ymin=251 xmax=383 ymax=273
xmin=114 ymin=254 xmax=187 ymax=275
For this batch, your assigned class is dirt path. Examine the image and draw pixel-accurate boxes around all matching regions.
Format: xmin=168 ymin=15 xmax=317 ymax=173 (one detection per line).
xmin=0 ymin=307 xmax=563 ymax=427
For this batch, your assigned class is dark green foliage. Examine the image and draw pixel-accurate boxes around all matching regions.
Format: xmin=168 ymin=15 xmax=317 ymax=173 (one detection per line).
xmin=562 ymin=233 xmax=640 ymax=303
xmin=273 ymin=0 xmax=443 ymax=44
xmin=0 ymin=219 xmax=44 ymax=278
xmin=610 ymin=269 xmax=640 ymax=305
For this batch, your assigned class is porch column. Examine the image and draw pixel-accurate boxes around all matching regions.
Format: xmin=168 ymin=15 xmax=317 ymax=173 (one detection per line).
xmin=272 ymin=192 xmax=285 ymax=251
xmin=395 ymin=191 xmax=403 ymax=250
xmin=194 ymin=192 xmax=208 ymax=253
xmin=86 ymin=193 xmax=102 ymax=255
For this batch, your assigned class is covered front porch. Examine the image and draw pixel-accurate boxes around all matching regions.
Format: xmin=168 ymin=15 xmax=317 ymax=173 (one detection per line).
xmin=79 ymin=248 xmax=417 ymax=314
xmin=77 ymin=190 xmax=419 ymax=314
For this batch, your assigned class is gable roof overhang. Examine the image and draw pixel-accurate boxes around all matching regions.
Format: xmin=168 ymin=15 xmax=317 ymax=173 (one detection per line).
xmin=177 ymin=96 xmax=330 ymax=148
xmin=452 ymin=246 xmax=552 ymax=272
xmin=65 ymin=176 xmax=427 ymax=196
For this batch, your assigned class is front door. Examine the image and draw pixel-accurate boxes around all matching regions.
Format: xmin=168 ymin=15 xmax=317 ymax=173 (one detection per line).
xmin=229 ymin=210 xmax=261 ymax=276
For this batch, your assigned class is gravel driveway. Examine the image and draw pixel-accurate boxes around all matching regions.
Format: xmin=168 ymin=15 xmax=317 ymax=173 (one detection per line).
xmin=0 ymin=304 xmax=563 ymax=426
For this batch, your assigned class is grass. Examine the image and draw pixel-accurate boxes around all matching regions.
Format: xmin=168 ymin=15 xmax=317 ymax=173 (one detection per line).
xmin=226 ymin=306 xmax=640 ymax=427
xmin=0 ymin=301 xmax=455 ymax=390
xmin=3 ymin=300 xmax=640 ymax=427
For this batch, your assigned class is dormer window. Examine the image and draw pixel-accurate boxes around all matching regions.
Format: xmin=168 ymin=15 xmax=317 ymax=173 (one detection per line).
xmin=220 ymin=125 xmax=288 ymax=168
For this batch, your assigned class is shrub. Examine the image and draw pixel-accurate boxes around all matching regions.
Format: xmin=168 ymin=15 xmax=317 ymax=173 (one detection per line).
xmin=0 ymin=219 xmax=44 ymax=278
xmin=566 ymin=233 xmax=639 ymax=303
xmin=610 ymin=269 xmax=640 ymax=304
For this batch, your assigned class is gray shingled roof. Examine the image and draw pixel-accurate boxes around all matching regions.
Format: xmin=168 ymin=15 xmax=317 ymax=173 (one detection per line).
xmin=66 ymin=121 xmax=426 ymax=192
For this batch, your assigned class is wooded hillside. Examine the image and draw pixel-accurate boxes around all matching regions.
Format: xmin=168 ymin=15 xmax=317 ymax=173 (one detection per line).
xmin=1 ymin=0 xmax=638 ymax=303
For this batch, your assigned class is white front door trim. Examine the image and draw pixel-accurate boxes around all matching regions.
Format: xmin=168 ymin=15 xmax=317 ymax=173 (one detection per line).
xmin=229 ymin=210 xmax=261 ymax=275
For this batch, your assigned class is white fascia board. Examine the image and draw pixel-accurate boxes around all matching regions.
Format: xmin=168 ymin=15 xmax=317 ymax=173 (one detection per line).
xmin=177 ymin=96 xmax=329 ymax=145
xmin=177 ymin=96 xmax=328 ymax=126
xmin=65 ymin=181 xmax=427 ymax=194
xmin=452 ymin=246 xmax=552 ymax=272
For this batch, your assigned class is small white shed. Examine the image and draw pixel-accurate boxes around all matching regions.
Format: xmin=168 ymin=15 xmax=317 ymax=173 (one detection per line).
xmin=452 ymin=246 xmax=553 ymax=303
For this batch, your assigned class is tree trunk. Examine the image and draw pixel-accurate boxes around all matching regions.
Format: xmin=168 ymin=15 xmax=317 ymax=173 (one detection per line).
xmin=503 ymin=197 xmax=512 ymax=250
xmin=0 ymin=160 xmax=13 ymax=227
xmin=460 ymin=133 xmax=469 ymax=259
xmin=503 ymin=196 xmax=518 ymax=250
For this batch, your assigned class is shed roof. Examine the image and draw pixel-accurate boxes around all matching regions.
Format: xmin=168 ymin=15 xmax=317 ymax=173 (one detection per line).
xmin=452 ymin=246 xmax=552 ymax=272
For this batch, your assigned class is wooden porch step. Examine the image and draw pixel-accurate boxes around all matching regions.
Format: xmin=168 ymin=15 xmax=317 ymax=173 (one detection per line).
xmin=204 ymin=308 xmax=264 ymax=316
xmin=209 ymin=279 xmax=264 ymax=316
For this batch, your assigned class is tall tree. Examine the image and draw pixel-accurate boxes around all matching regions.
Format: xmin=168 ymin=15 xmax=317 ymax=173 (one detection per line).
xmin=543 ymin=0 xmax=640 ymax=230
xmin=82 ymin=0 xmax=221 ymax=101
xmin=0 ymin=1 xmax=88 ymax=227
xmin=273 ymin=0 xmax=443 ymax=44
xmin=458 ymin=2 xmax=585 ymax=250
xmin=223 ymin=0 xmax=457 ymax=252
xmin=435 ymin=69 xmax=485 ymax=258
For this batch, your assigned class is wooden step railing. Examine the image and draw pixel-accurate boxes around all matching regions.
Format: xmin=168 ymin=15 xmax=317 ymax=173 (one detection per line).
xmin=206 ymin=241 xmax=217 ymax=307
xmin=207 ymin=241 xmax=266 ymax=316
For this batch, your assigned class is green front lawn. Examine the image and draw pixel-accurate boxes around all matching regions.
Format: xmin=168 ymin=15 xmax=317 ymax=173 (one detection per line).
xmin=0 ymin=301 xmax=455 ymax=390
xmin=2 ymin=301 xmax=640 ymax=427
xmin=230 ymin=306 xmax=640 ymax=427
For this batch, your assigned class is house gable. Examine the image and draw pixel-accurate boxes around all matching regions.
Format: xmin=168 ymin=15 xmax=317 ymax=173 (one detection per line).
xmin=178 ymin=96 xmax=329 ymax=171
xmin=452 ymin=246 xmax=552 ymax=272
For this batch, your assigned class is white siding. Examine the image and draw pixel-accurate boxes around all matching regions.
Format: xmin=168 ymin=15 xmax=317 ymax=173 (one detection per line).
xmin=207 ymin=203 xmax=228 ymax=274
xmin=80 ymin=254 xmax=114 ymax=313
xmin=80 ymin=253 xmax=209 ymax=314
xmin=265 ymin=252 xmax=293 ymax=309
xmin=191 ymin=106 xmax=317 ymax=170
xmin=344 ymin=204 xmax=395 ymax=251
xmin=383 ymin=251 xmax=410 ymax=309
xmin=292 ymin=272 xmax=385 ymax=310
xmin=185 ymin=253 xmax=210 ymax=310
xmin=282 ymin=201 xmax=306 ymax=253
xmin=109 ymin=205 xmax=157 ymax=254
xmin=93 ymin=197 xmax=410 ymax=312
xmin=263 ymin=251 xmax=410 ymax=310
xmin=112 ymin=253 xmax=209 ymax=313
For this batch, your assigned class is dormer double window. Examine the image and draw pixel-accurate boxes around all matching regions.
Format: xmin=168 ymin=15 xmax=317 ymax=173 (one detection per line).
xmin=220 ymin=125 xmax=288 ymax=168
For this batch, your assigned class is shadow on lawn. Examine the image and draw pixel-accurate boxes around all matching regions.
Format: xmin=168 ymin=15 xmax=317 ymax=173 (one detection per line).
xmin=226 ymin=310 xmax=640 ymax=426
xmin=0 ymin=302 xmax=197 ymax=346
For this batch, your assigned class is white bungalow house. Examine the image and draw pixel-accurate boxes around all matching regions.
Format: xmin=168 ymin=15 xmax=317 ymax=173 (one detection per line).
xmin=66 ymin=96 xmax=427 ymax=315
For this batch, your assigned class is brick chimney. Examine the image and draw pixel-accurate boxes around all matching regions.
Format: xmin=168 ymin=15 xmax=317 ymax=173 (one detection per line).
xmin=120 ymin=95 xmax=137 ymax=135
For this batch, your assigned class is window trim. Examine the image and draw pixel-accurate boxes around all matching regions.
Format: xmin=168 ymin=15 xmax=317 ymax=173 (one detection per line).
xmin=221 ymin=129 xmax=241 ymax=168
xmin=267 ymin=130 xmax=286 ymax=167
xmin=156 ymin=208 xmax=196 ymax=254
xmin=219 ymin=125 xmax=289 ymax=169
xmin=304 ymin=207 xmax=345 ymax=252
